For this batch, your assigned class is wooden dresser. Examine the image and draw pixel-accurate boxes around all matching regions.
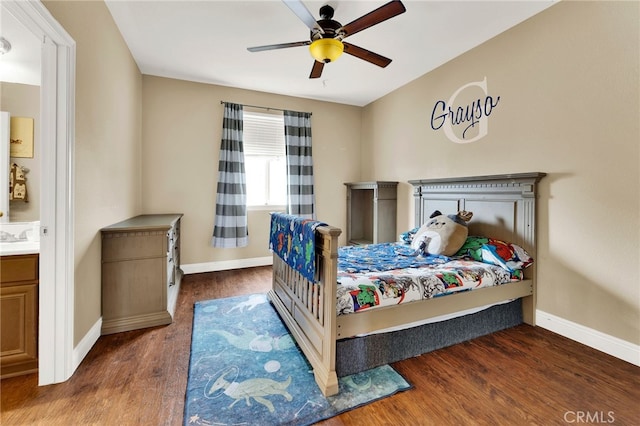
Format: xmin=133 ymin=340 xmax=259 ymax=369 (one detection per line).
xmin=1 ymin=253 xmax=38 ymax=378
xmin=100 ymin=214 xmax=183 ymax=335
xmin=345 ymin=181 xmax=398 ymax=245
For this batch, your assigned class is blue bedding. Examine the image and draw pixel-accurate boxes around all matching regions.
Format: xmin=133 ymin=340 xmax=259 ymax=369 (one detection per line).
xmin=269 ymin=213 xmax=326 ymax=283
xmin=335 ymin=242 xmax=518 ymax=315
xmin=338 ymin=242 xmax=450 ymax=273
xmin=268 ymin=216 xmax=530 ymax=316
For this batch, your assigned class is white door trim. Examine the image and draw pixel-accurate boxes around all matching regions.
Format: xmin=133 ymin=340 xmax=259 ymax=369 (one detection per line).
xmin=4 ymin=0 xmax=76 ymax=385
xmin=0 ymin=112 xmax=9 ymax=223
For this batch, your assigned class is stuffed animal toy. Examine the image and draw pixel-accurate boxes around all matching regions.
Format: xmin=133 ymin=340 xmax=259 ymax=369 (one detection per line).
xmin=410 ymin=210 xmax=473 ymax=256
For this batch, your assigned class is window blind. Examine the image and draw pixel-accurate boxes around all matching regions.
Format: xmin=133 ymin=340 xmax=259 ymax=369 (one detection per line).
xmin=243 ymin=111 xmax=285 ymax=156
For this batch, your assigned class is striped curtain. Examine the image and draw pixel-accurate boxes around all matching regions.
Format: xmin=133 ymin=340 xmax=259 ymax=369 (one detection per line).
xmin=211 ymin=102 xmax=248 ymax=248
xmin=284 ymin=110 xmax=316 ymax=220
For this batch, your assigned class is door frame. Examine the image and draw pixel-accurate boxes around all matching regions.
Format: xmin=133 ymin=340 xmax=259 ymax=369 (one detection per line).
xmin=4 ymin=0 xmax=76 ymax=385
xmin=0 ymin=111 xmax=9 ymax=223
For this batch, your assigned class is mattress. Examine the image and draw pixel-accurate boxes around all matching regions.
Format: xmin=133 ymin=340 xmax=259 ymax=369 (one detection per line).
xmin=336 ymin=242 xmax=519 ymax=316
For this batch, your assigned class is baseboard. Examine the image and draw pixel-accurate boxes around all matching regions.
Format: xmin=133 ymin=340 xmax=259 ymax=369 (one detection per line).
xmin=182 ymin=256 xmax=272 ymax=275
xmin=72 ymin=317 xmax=102 ymax=372
xmin=536 ymin=310 xmax=640 ymax=367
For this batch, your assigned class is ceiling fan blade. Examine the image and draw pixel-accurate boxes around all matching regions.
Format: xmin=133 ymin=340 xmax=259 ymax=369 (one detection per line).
xmin=309 ymin=61 xmax=324 ymax=79
xmin=339 ymin=0 xmax=406 ymax=38
xmin=282 ymin=0 xmax=324 ymax=34
xmin=343 ymin=42 xmax=392 ymax=68
xmin=247 ymin=41 xmax=310 ymax=52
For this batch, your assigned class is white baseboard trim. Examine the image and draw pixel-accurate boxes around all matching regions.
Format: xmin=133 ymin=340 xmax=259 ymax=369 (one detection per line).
xmin=72 ymin=317 xmax=102 ymax=372
xmin=182 ymin=256 xmax=273 ymax=275
xmin=536 ymin=310 xmax=640 ymax=367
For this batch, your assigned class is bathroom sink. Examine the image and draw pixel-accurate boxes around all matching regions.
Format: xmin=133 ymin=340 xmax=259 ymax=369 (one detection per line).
xmin=0 ymin=240 xmax=40 ymax=255
xmin=0 ymin=221 xmax=40 ymax=255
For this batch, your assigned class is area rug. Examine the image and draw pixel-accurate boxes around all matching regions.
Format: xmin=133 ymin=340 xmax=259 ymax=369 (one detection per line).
xmin=184 ymin=293 xmax=411 ymax=426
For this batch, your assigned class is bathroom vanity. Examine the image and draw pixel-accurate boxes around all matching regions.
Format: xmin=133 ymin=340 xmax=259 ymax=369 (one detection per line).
xmin=0 ymin=222 xmax=40 ymax=379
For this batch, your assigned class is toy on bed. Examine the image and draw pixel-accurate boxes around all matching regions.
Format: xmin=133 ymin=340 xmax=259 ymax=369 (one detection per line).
xmin=409 ymin=210 xmax=473 ymax=256
xmin=455 ymin=236 xmax=534 ymax=279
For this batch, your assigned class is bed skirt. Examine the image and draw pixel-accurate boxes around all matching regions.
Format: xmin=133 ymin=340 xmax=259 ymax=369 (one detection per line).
xmin=335 ymin=298 xmax=522 ymax=377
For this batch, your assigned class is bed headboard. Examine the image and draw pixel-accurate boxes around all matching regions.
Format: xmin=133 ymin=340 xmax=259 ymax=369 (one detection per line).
xmin=409 ymin=173 xmax=546 ymax=258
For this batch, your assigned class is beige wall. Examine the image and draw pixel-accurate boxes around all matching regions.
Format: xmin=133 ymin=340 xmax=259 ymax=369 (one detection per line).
xmin=362 ymin=1 xmax=639 ymax=344
xmin=141 ymin=76 xmax=362 ymax=265
xmin=46 ymin=0 xmax=361 ymax=347
xmin=44 ymin=1 xmax=143 ymax=344
xmin=1 ymin=82 xmax=40 ymax=222
xmin=45 ymin=0 xmax=638 ymax=355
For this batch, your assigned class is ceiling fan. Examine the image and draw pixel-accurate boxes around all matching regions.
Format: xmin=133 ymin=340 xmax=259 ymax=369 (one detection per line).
xmin=247 ymin=0 xmax=406 ymax=79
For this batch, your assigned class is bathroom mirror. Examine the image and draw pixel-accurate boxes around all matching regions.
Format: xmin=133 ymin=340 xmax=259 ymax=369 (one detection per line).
xmin=0 ymin=7 xmax=41 ymax=223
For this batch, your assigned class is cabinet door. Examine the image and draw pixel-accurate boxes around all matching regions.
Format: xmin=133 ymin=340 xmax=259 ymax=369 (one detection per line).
xmin=1 ymin=283 xmax=38 ymax=376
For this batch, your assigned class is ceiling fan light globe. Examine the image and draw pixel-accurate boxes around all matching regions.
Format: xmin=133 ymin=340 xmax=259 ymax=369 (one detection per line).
xmin=309 ymin=38 xmax=343 ymax=63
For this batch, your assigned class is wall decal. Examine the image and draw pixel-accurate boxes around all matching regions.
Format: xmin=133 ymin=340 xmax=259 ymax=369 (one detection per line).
xmin=430 ymin=77 xmax=500 ymax=144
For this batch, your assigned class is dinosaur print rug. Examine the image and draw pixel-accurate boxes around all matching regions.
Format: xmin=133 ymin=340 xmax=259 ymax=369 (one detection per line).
xmin=184 ymin=293 xmax=411 ymax=425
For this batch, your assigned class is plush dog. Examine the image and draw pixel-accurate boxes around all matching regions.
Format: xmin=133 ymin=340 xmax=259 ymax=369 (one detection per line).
xmin=411 ymin=210 xmax=473 ymax=256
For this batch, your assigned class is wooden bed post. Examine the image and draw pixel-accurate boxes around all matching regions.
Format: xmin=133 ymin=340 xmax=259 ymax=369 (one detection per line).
xmin=267 ymin=222 xmax=342 ymax=397
xmin=314 ymin=226 xmax=341 ymax=396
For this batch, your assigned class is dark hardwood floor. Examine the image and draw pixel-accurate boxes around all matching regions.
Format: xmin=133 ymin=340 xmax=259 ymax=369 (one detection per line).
xmin=2 ymin=266 xmax=638 ymax=425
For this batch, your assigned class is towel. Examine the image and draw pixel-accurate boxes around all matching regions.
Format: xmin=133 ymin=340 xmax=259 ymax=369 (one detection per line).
xmin=9 ymin=163 xmax=28 ymax=202
xmin=269 ymin=213 xmax=326 ymax=283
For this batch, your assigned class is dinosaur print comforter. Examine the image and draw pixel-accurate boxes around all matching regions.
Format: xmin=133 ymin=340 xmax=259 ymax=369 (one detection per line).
xmin=336 ymin=243 xmax=517 ymax=315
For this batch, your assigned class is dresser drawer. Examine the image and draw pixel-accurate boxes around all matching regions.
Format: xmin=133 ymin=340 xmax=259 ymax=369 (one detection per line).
xmin=0 ymin=255 xmax=39 ymax=285
xmin=102 ymin=231 xmax=167 ymax=262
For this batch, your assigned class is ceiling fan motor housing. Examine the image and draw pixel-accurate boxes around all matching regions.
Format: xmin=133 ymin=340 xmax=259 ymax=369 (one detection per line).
xmin=312 ymin=5 xmax=343 ymax=41
xmin=319 ymin=4 xmax=334 ymax=19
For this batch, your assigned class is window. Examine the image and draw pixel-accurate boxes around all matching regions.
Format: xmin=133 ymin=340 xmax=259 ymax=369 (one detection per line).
xmin=243 ymin=111 xmax=287 ymax=207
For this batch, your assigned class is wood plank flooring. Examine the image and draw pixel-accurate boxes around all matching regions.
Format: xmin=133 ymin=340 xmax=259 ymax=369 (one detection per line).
xmin=2 ymin=266 xmax=638 ymax=425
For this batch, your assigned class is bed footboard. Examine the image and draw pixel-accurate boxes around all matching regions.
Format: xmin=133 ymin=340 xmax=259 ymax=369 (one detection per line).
xmin=268 ymin=225 xmax=342 ymax=396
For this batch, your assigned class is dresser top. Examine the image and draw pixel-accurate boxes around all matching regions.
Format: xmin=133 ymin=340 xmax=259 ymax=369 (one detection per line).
xmin=101 ymin=214 xmax=183 ymax=232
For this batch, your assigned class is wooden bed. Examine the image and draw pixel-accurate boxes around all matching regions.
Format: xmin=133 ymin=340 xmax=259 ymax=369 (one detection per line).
xmin=268 ymin=173 xmax=546 ymax=396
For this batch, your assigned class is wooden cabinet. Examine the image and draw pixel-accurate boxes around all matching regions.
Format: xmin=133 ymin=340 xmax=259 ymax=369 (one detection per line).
xmin=345 ymin=181 xmax=398 ymax=245
xmin=101 ymin=214 xmax=183 ymax=335
xmin=1 ymin=254 xmax=38 ymax=378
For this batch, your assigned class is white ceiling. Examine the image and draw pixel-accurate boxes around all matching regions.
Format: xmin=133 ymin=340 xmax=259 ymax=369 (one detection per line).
xmin=0 ymin=7 xmax=41 ymax=86
xmin=0 ymin=1 xmax=557 ymax=106
xmin=105 ymin=0 xmax=556 ymax=106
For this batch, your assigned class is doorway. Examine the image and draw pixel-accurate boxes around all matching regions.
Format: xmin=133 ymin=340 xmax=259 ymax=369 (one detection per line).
xmin=2 ymin=0 xmax=76 ymax=385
